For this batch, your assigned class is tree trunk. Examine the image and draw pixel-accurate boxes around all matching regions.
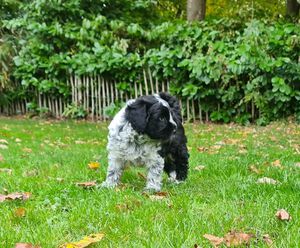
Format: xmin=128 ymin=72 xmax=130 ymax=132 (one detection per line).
xmin=286 ymin=0 xmax=300 ymax=16
xmin=187 ymin=0 xmax=206 ymax=21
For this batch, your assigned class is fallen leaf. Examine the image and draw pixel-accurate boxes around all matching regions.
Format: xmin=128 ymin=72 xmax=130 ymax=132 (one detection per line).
xmin=257 ymin=177 xmax=278 ymax=185
xmin=76 ymin=181 xmax=97 ymax=188
xmin=275 ymin=209 xmax=291 ymax=221
xmin=155 ymin=191 xmax=168 ymax=197
xmin=0 ymin=139 xmax=8 ymax=144
xmin=88 ymin=162 xmax=100 ymax=170
xmin=203 ymin=234 xmax=224 ymax=247
xmin=61 ymin=233 xmax=104 ymax=248
xmin=224 ymin=231 xmax=253 ymax=247
xmin=15 ymin=243 xmax=41 ymax=248
xmin=249 ymin=165 xmax=260 ymax=174
xmin=195 ymin=165 xmax=205 ymax=171
xmin=0 ymin=192 xmax=31 ymax=202
xmin=0 ymin=168 xmax=12 ymax=175
xmin=0 ymin=144 xmax=8 ymax=149
xmin=0 ymin=154 xmax=3 ymax=161
xmin=22 ymin=148 xmax=32 ymax=153
xmin=15 ymin=138 xmax=22 ymax=143
xmin=262 ymin=234 xmax=273 ymax=246
xmin=197 ymin=147 xmax=208 ymax=152
xmin=271 ymin=159 xmax=283 ymax=168
xmin=14 ymin=207 xmax=26 ymax=217
xmin=149 ymin=192 xmax=168 ymax=201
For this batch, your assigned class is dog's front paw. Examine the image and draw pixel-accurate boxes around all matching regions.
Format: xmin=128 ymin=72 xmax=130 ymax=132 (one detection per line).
xmin=144 ymin=184 xmax=161 ymax=193
xmin=100 ymin=180 xmax=118 ymax=189
xmin=167 ymin=177 xmax=182 ymax=184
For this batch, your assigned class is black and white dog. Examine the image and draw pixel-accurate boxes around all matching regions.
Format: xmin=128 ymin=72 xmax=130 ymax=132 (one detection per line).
xmin=101 ymin=92 xmax=189 ymax=191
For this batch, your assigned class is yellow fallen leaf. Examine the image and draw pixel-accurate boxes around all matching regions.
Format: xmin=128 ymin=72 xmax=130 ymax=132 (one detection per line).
xmin=88 ymin=162 xmax=100 ymax=169
xmin=14 ymin=207 xmax=26 ymax=217
xmin=61 ymin=233 xmax=105 ymax=248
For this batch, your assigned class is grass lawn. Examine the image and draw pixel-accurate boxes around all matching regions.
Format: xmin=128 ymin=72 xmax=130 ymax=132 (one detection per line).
xmin=0 ymin=117 xmax=299 ymax=247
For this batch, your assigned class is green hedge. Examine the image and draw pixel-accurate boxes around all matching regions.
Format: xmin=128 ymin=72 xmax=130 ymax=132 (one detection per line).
xmin=3 ymin=1 xmax=300 ymax=124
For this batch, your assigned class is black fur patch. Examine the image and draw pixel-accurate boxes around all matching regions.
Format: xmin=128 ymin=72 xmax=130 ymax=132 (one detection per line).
xmin=125 ymin=93 xmax=189 ymax=181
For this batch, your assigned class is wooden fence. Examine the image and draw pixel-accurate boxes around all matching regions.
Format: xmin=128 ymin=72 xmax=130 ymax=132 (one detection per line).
xmin=0 ymin=69 xmax=208 ymax=122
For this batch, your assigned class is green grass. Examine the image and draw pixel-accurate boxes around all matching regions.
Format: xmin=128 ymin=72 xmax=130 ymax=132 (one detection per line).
xmin=0 ymin=117 xmax=299 ymax=247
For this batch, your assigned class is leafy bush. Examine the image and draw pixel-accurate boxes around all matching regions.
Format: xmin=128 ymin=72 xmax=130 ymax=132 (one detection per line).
xmin=3 ymin=0 xmax=300 ymax=123
xmin=62 ymin=104 xmax=87 ymax=119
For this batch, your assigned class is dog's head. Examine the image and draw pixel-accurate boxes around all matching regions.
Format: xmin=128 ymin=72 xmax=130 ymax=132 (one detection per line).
xmin=125 ymin=95 xmax=177 ymax=140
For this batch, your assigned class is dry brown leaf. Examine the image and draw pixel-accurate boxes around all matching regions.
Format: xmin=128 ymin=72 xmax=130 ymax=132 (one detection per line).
xmin=14 ymin=207 xmax=26 ymax=217
xmin=88 ymin=162 xmax=100 ymax=170
xmin=262 ymin=234 xmax=273 ymax=246
xmin=149 ymin=192 xmax=168 ymax=201
xmin=203 ymin=234 xmax=224 ymax=247
xmin=0 ymin=168 xmax=12 ymax=175
xmin=0 ymin=192 xmax=31 ymax=202
xmin=60 ymin=233 xmax=105 ymax=248
xmin=195 ymin=165 xmax=205 ymax=171
xmin=15 ymin=243 xmax=41 ymax=248
xmin=257 ymin=177 xmax=278 ymax=185
xmin=76 ymin=181 xmax=97 ymax=188
xmin=271 ymin=159 xmax=283 ymax=168
xmin=224 ymin=231 xmax=253 ymax=247
xmin=249 ymin=165 xmax=260 ymax=174
xmin=275 ymin=209 xmax=291 ymax=221
xmin=197 ymin=147 xmax=208 ymax=152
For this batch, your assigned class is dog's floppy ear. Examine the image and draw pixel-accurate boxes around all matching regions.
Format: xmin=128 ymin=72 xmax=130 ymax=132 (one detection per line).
xmin=125 ymin=96 xmax=155 ymax=133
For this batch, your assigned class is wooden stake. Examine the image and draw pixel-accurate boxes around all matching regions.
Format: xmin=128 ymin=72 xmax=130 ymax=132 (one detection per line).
xmin=148 ymin=68 xmax=154 ymax=94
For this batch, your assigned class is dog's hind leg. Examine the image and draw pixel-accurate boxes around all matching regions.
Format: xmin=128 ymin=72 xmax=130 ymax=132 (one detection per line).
xmin=175 ymin=145 xmax=189 ymax=181
xmin=101 ymin=157 xmax=124 ymax=188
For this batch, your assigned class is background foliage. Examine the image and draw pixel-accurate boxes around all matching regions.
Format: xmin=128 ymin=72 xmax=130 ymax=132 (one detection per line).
xmin=1 ymin=0 xmax=299 ymax=124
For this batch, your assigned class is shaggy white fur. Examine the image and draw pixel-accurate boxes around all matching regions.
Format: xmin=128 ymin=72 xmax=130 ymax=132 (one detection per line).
xmin=101 ymin=100 xmax=166 ymax=191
